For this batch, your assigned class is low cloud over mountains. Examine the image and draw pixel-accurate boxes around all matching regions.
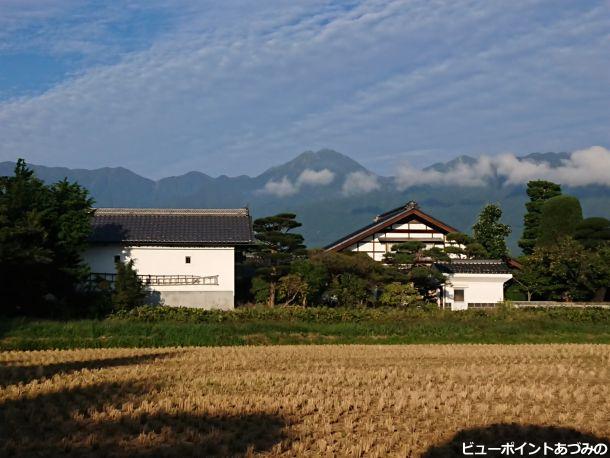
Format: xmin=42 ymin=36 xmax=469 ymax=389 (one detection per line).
xmin=261 ymin=168 xmax=336 ymax=197
xmin=1 ymin=147 xmax=609 ymax=251
xmin=395 ymin=146 xmax=610 ymax=189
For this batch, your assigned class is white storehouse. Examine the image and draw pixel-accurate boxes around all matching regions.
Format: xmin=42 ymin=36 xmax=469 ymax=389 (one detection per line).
xmin=434 ymin=260 xmax=513 ymax=310
xmin=84 ymin=208 xmax=254 ymax=310
xmin=324 ymin=201 xmax=513 ymax=310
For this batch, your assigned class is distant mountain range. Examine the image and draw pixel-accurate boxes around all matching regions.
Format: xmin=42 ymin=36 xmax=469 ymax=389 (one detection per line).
xmin=2 ymin=149 xmax=609 ymax=254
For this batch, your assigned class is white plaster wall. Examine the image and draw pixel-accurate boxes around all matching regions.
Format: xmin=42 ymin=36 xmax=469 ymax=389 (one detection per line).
xmin=84 ymin=245 xmax=235 ymax=292
xmin=443 ymin=273 xmax=512 ymax=310
xmin=83 ymin=245 xmax=236 ymax=309
xmin=128 ymin=246 xmax=234 ymax=292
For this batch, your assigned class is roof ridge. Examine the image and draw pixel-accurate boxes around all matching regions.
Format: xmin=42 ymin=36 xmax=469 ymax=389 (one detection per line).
xmin=375 ymin=200 xmax=419 ymax=222
xmin=95 ymin=208 xmax=249 ymax=216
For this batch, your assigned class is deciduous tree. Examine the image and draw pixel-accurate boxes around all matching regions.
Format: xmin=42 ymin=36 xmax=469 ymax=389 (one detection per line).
xmin=518 ymin=237 xmax=607 ymax=301
xmin=472 ymin=203 xmax=511 ymax=258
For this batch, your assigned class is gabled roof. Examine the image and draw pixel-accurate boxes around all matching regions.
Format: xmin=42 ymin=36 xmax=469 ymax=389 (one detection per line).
xmin=434 ymin=259 xmax=512 ymax=274
xmin=324 ymin=201 xmax=459 ymax=251
xmin=90 ymin=208 xmax=254 ymax=246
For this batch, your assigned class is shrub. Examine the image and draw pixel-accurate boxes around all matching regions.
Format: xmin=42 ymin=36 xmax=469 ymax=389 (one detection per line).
xmin=111 ymin=260 xmax=147 ymax=312
xmin=378 ymin=283 xmax=421 ymax=307
xmin=250 ymin=276 xmax=270 ymax=304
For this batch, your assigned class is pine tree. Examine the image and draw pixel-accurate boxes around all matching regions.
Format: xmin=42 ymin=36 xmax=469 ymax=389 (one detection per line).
xmin=250 ymin=213 xmax=306 ymax=306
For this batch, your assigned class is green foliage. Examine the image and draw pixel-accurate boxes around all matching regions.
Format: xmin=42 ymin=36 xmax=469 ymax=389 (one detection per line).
xmin=289 ymin=258 xmax=329 ymax=305
xmin=518 ymin=237 xmax=609 ymax=301
xmin=504 ymin=283 xmax=527 ymax=301
xmin=445 ymin=232 xmax=489 ymax=259
xmin=4 ymin=306 xmax=610 ymax=350
xmin=382 ymin=241 xmax=448 ymax=301
xmin=307 ymin=250 xmax=410 ymax=307
xmin=277 ymin=273 xmax=309 ymax=306
xmin=249 ymin=249 xmax=411 ymax=308
xmin=384 ymin=241 xmax=450 ymax=266
xmin=537 ymin=195 xmax=583 ymax=247
xmin=250 ymin=276 xmax=270 ymax=304
xmin=327 ymin=273 xmax=370 ymax=307
xmin=0 ymin=159 xmax=94 ymax=315
xmin=406 ymin=266 xmax=445 ymax=301
xmin=472 ymin=203 xmax=511 ymax=258
xmin=445 ymin=232 xmax=472 ymax=246
xmin=111 ymin=260 xmax=147 ymax=312
xmin=379 ymin=282 xmax=421 ymax=307
xmin=383 ymin=241 xmax=425 ymax=265
xmin=250 ymin=213 xmax=306 ymax=306
xmin=574 ymin=217 xmax=610 ymax=250
xmin=519 ymin=180 xmax=562 ymax=255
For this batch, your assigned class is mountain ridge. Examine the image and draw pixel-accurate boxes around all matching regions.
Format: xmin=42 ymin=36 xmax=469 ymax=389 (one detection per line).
xmin=1 ymin=149 xmax=609 ymax=253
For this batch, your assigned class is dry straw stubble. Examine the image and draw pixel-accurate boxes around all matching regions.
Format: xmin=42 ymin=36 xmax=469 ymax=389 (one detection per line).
xmin=1 ymin=344 xmax=609 ymax=456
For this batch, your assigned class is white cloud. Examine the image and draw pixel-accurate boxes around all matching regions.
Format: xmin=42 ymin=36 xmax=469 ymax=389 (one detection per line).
xmin=260 ymin=168 xmax=334 ymax=197
xmin=260 ymin=176 xmax=297 ymax=197
xmin=296 ymin=168 xmax=335 ymax=186
xmin=0 ymin=2 xmax=608 ymax=177
xmin=395 ymin=156 xmax=494 ymax=188
xmin=342 ymin=171 xmax=380 ymax=196
xmin=498 ymin=146 xmax=610 ymax=187
xmin=395 ymin=146 xmax=610 ymax=189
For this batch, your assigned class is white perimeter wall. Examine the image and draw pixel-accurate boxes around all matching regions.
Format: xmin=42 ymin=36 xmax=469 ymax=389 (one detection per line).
xmin=443 ymin=273 xmax=512 ymax=311
xmin=83 ymin=244 xmax=235 ymax=309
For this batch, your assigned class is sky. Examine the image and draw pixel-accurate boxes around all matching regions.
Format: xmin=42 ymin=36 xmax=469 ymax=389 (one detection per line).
xmin=0 ymin=0 xmax=609 ymax=179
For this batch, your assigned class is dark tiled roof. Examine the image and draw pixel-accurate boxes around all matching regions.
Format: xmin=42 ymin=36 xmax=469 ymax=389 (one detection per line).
xmin=374 ymin=200 xmax=419 ymax=222
xmin=434 ymin=259 xmax=512 ymax=274
xmin=90 ymin=208 xmax=254 ymax=246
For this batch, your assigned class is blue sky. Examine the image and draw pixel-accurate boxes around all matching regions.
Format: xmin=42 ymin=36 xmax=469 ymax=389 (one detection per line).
xmin=0 ymin=0 xmax=608 ymax=178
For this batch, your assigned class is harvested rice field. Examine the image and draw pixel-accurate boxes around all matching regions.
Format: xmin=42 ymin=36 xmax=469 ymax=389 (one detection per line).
xmin=1 ymin=345 xmax=609 ymax=457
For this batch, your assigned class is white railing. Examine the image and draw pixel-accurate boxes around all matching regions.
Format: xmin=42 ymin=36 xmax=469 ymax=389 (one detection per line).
xmin=90 ymin=273 xmax=219 ymax=286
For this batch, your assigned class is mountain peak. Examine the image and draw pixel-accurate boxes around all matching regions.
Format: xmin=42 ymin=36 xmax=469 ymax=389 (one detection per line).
xmin=518 ymin=152 xmax=570 ymax=166
xmin=257 ymin=149 xmax=370 ymax=181
xmin=424 ymin=155 xmax=478 ymax=172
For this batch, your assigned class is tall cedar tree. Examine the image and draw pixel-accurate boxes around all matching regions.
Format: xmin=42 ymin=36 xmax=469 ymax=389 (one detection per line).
xmin=0 ymin=159 xmax=94 ymax=314
xmin=472 ymin=203 xmax=511 ymax=258
xmin=537 ymin=195 xmax=583 ymax=246
xmin=251 ymin=213 xmax=306 ymax=306
xmin=518 ymin=180 xmax=561 ymax=254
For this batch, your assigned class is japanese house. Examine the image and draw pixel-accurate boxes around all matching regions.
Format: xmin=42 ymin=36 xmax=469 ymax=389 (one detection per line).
xmin=324 ymin=201 xmax=513 ymax=310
